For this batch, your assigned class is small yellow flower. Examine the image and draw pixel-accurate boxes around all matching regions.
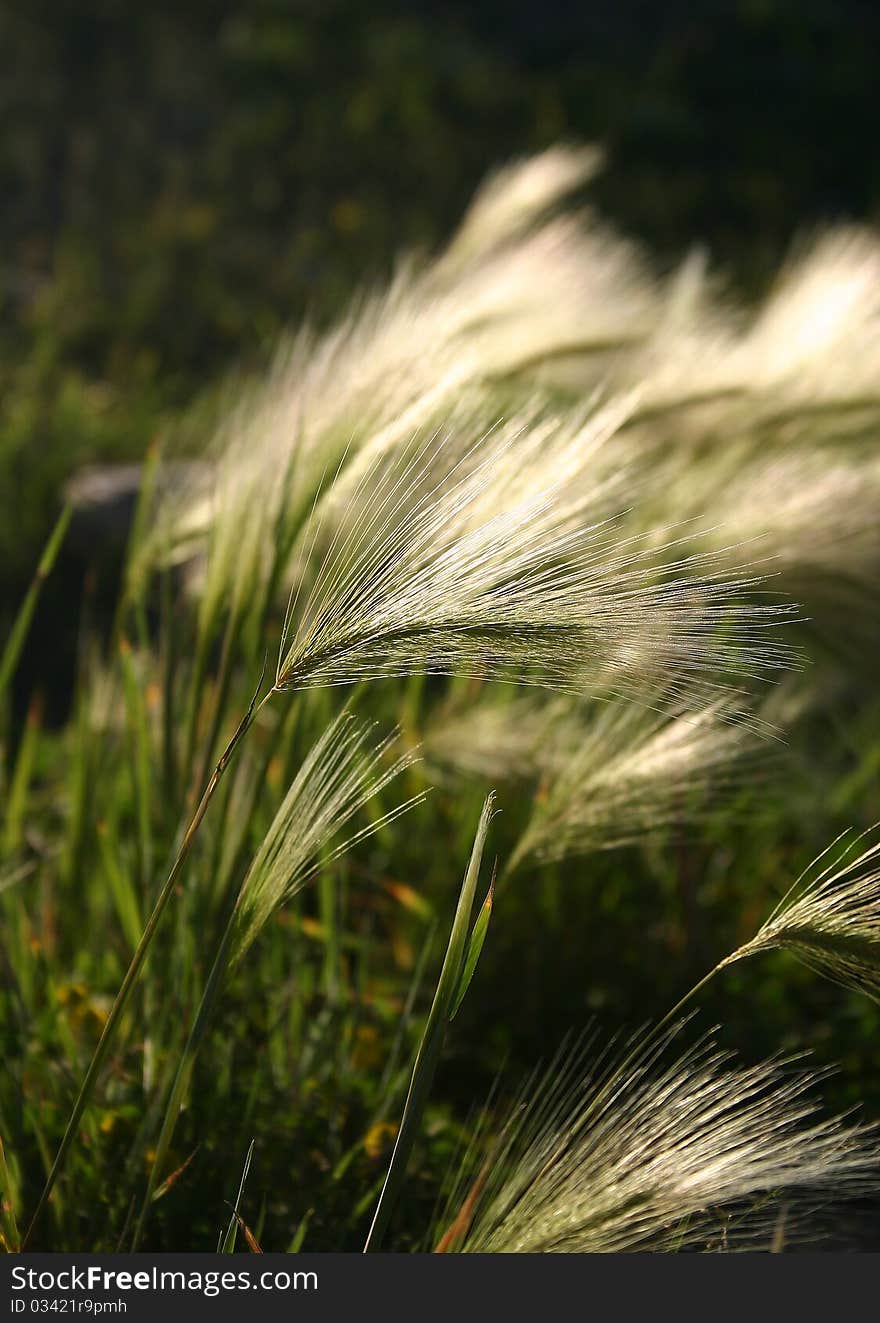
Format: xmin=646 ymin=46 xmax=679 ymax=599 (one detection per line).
xmin=363 ymin=1121 xmax=397 ymax=1160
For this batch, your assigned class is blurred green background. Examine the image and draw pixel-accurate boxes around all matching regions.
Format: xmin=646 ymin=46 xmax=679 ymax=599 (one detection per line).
xmin=3 ymin=0 xmax=880 ymax=614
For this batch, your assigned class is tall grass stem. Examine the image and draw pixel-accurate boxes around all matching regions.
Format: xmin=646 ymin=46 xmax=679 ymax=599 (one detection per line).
xmin=22 ymin=675 xmax=271 ymax=1248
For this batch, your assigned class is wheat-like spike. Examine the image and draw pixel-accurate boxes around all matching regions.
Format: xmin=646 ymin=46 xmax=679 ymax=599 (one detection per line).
xmin=731 ymin=454 xmax=880 ymax=570
xmin=229 ymin=712 xmax=425 ymax=964
xmin=605 ymin=224 xmax=880 ymax=458
xmin=274 ymin=404 xmax=797 ymax=698
xmin=142 ymin=145 xmax=662 ymax=600
xmin=424 ymin=693 xmax=766 ymax=869
xmin=636 ymin=440 xmax=880 ymax=601
xmin=723 ymin=829 xmax=880 ymax=1002
xmin=422 ymin=692 xmax=566 ymax=783
xmin=740 ymin=228 xmax=880 ymax=410
xmin=438 ymin=1029 xmax=880 ymax=1253
xmin=437 ymin=144 xmax=603 ymax=267
xmin=140 ymin=152 xmax=880 ymax=618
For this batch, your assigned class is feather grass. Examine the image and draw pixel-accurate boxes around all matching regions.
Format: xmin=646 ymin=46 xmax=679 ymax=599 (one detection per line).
xmin=364 ymin=794 xmax=496 ymax=1252
xmin=141 ymin=143 xmax=656 ymax=602
xmin=434 ymin=1029 xmax=880 ymax=1253
xmin=134 ymin=712 xmax=424 ymax=1245
xmin=722 ymin=829 xmax=880 ymax=1002
xmin=275 ymin=412 xmax=798 ymax=701
xmin=229 ymin=711 xmax=425 ymax=964
xmin=504 ymin=696 xmax=766 ymax=870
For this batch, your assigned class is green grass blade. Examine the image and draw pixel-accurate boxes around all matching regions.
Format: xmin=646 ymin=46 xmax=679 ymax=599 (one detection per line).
xmin=0 ymin=506 xmax=71 ymax=709
xmin=4 ymin=697 xmax=42 ymax=854
xmin=449 ymin=863 xmax=495 ymax=1020
xmin=221 ymin=1139 xmax=255 ymax=1253
xmin=22 ymin=681 xmax=269 ymax=1249
xmin=0 ymin=1132 xmax=21 ymax=1252
xmin=363 ymin=793 xmax=495 ymax=1252
xmin=118 ymin=638 xmax=154 ymax=885
xmin=133 ymin=918 xmax=237 ymax=1247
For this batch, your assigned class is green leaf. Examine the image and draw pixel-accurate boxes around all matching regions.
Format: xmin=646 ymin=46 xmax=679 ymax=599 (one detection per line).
xmin=0 ymin=1132 xmax=21 ymax=1252
xmin=363 ymin=793 xmax=496 ymax=1251
xmin=0 ymin=506 xmax=71 ymax=709
xmin=449 ymin=862 xmax=496 ymax=1020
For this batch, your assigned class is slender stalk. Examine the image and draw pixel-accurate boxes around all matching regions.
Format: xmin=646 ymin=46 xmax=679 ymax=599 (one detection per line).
xmin=159 ymin=568 xmax=179 ymax=816
xmin=193 ymin=612 xmax=239 ymax=805
xmin=22 ymin=677 xmax=271 ymax=1249
xmin=135 ymin=693 xmax=417 ymax=1246
xmin=651 ymin=962 xmax=732 ymax=1041
xmin=132 ymin=913 xmax=239 ymax=1248
xmin=363 ymin=796 xmax=494 ymax=1252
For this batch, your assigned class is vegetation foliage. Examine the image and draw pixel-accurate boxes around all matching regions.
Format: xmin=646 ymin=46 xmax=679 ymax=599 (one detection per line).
xmin=2 ymin=118 xmax=880 ymax=1252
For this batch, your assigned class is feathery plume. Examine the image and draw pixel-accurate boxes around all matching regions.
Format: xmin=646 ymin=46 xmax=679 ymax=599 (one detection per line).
xmin=623 ymin=441 xmax=880 ymax=644
xmin=274 ymin=407 xmax=797 ymax=699
xmin=428 ymin=694 xmax=764 ymax=869
xmin=436 ymin=1031 xmax=880 ymax=1253
xmin=422 ymin=691 xmax=567 ymax=783
xmin=438 ymin=145 xmax=603 ymax=265
xmin=721 ymin=829 xmax=880 ymax=1002
xmin=706 ymin=450 xmax=880 ymax=593
xmin=229 ymin=712 xmax=425 ymax=963
xmin=623 ymin=226 xmax=880 ymax=440
xmin=144 ymin=145 xmax=658 ymax=604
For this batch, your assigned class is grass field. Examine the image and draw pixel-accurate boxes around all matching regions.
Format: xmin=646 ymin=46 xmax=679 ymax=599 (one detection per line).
xmin=2 ymin=148 xmax=880 ymax=1254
